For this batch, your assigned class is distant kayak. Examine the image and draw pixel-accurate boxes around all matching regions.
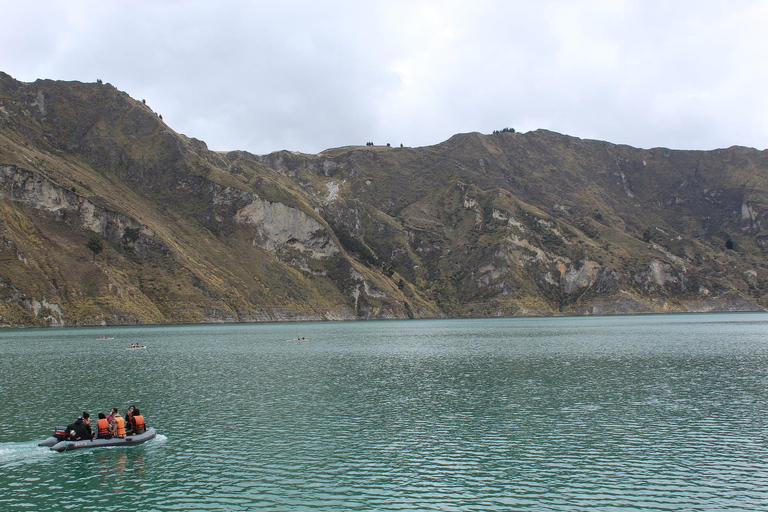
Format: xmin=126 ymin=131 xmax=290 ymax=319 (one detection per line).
xmin=39 ymin=427 xmax=156 ymax=452
xmin=127 ymin=345 xmax=147 ymax=349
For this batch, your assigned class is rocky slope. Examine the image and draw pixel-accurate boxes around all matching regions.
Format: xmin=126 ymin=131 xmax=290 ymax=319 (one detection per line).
xmin=0 ymin=72 xmax=766 ymax=326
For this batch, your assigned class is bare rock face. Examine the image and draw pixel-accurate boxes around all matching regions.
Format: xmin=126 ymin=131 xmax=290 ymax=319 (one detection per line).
xmin=0 ymin=165 xmax=165 ymax=258
xmin=562 ymin=260 xmax=601 ymax=294
xmin=235 ymin=197 xmax=338 ymax=258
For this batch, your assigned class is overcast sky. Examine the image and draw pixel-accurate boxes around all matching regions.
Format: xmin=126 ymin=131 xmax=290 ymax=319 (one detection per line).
xmin=2 ymin=1 xmax=767 ymax=154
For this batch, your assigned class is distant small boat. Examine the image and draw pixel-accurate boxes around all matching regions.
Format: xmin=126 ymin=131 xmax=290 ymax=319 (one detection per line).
xmin=97 ymin=336 xmax=115 ymax=340
xmin=127 ymin=344 xmax=147 ymax=349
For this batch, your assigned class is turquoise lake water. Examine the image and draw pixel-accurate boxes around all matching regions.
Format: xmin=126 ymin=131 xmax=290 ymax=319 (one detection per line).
xmin=1 ymin=314 xmax=767 ymax=511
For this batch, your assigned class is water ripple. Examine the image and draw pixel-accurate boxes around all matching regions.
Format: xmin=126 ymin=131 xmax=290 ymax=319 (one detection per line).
xmin=3 ymin=317 xmax=768 ymax=510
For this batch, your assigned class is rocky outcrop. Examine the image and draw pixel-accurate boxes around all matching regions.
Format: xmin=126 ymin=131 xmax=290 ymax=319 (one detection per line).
xmin=235 ymin=196 xmax=339 ymax=258
xmin=0 ymin=277 xmax=64 ymax=327
xmin=562 ymin=260 xmax=601 ymax=294
xmin=0 ymin=165 xmax=167 ymax=258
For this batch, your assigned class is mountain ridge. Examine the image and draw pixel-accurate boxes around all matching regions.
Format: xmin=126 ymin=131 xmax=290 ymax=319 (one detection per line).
xmin=0 ymin=72 xmax=766 ymax=326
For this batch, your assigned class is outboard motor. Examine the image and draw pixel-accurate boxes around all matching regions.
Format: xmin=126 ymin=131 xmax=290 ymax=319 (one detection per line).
xmin=39 ymin=426 xmax=71 ymax=447
xmin=52 ymin=426 xmax=70 ymax=441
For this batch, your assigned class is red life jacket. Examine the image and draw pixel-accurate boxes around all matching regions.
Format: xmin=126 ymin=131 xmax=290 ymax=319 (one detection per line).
xmin=132 ymin=415 xmax=146 ymax=434
xmin=113 ymin=416 xmax=126 ymax=437
xmin=97 ymin=418 xmax=110 ymax=437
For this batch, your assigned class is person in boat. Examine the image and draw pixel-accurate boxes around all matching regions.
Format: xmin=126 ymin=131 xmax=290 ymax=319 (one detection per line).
xmin=125 ymin=405 xmax=135 ymax=430
xmin=129 ymin=408 xmax=146 ymax=435
xmin=96 ymin=412 xmax=112 ymax=439
xmin=81 ymin=411 xmax=93 ymax=437
xmin=66 ymin=413 xmax=93 ymax=441
xmin=111 ymin=409 xmax=126 ymax=438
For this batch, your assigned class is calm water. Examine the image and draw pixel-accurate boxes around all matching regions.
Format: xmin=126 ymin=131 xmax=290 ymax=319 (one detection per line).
xmin=1 ymin=314 xmax=767 ymax=511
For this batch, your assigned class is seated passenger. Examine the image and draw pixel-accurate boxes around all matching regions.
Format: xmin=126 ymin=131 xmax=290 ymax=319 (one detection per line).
xmin=124 ymin=405 xmax=136 ymax=434
xmin=130 ymin=408 xmax=146 ymax=435
xmin=96 ymin=412 xmax=112 ymax=439
xmin=66 ymin=415 xmax=92 ymax=441
xmin=111 ymin=410 xmax=126 ymax=438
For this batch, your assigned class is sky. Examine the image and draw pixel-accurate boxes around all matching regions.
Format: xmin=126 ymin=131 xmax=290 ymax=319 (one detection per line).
xmin=2 ymin=0 xmax=767 ymax=155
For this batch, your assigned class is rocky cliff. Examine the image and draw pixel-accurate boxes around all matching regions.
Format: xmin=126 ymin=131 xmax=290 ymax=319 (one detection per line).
xmin=0 ymin=72 xmax=766 ymax=326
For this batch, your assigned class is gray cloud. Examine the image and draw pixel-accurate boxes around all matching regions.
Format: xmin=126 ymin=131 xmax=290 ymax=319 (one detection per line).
xmin=2 ymin=0 xmax=767 ymax=154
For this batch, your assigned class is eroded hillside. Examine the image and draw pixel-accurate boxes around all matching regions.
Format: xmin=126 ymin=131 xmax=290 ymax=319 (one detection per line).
xmin=0 ymin=72 xmax=765 ymax=326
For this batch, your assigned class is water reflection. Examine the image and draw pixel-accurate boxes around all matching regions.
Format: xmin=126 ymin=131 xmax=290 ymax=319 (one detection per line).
xmin=95 ymin=450 xmax=146 ymax=485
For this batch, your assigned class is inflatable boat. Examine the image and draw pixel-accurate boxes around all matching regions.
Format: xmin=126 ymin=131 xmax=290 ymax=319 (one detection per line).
xmin=39 ymin=426 xmax=157 ymax=452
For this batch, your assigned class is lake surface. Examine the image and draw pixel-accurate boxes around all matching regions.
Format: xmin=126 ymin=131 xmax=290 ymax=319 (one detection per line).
xmin=1 ymin=314 xmax=767 ymax=511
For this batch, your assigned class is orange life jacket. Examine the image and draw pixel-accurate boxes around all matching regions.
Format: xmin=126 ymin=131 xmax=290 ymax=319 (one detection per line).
xmin=113 ymin=416 xmax=126 ymax=437
xmin=132 ymin=415 xmax=146 ymax=434
xmin=97 ymin=418 xmax=110 ymax=437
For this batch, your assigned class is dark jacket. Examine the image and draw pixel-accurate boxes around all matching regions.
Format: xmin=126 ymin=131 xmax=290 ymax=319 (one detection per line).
xmin=66 ymin=418 xmax=92 ymax=440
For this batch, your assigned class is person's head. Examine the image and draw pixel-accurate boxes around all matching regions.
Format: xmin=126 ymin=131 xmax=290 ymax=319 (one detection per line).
xmin=98 ymin=412 xmax=106 ymax=419
xmin=111 ymin=408 xmax=118 ymax=415
xmin=133 ymin=408 xmax=140 ymax=416
xmin=128 ymin=405 xmax=135 ymax=412
xmin=82 ymin=412 xmax=90 ymax=420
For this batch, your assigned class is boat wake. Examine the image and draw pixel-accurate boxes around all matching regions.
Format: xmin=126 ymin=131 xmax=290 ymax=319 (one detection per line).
xmin=0 ymin=441 xmax=53 ymax=467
